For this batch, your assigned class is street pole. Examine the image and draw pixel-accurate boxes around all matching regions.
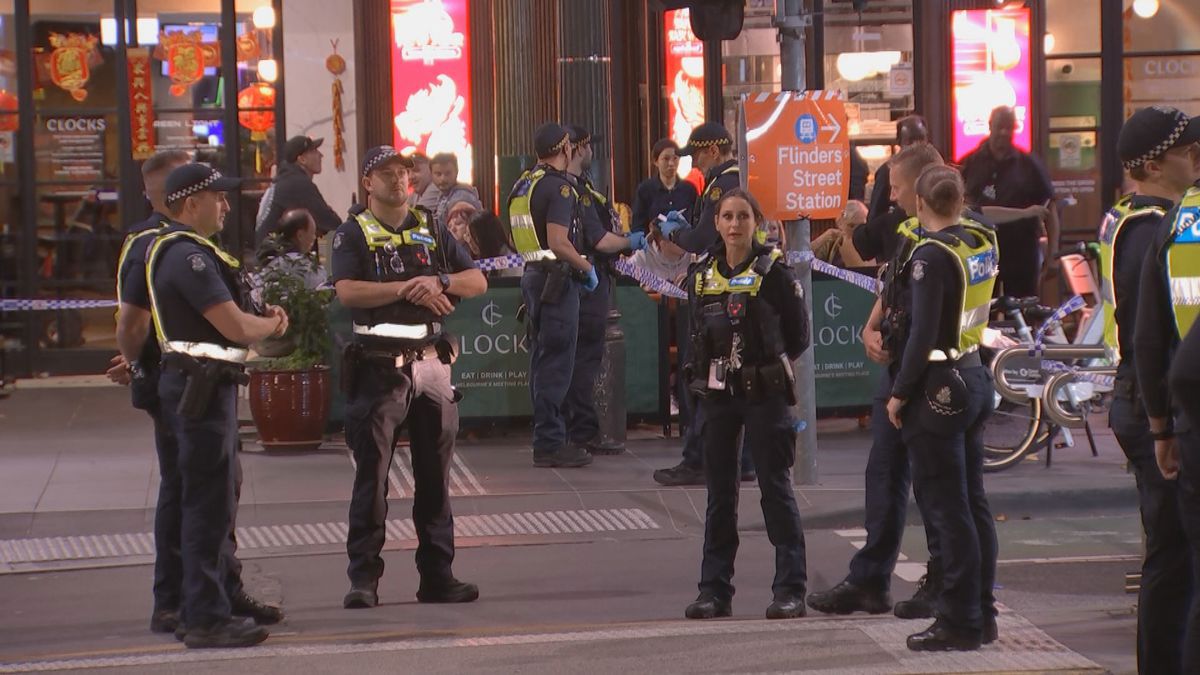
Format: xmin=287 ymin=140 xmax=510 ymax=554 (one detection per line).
xmin=777 ymin=0 xmax=818 ymax=485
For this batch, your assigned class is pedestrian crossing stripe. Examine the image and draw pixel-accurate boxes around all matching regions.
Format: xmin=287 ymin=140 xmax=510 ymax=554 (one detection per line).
xmin=833 ymin=528 xmax=928 ymax=583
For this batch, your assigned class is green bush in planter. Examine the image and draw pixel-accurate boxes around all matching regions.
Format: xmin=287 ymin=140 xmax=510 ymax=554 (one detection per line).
xmin=256 ymin=258 xmax=334 ymax=371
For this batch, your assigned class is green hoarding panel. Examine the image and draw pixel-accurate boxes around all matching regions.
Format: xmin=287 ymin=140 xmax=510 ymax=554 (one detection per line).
xmin=810 ymin=272 xmax=884 ymax=409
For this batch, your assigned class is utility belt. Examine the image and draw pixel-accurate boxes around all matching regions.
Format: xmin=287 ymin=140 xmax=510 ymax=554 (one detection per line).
xmin=340 ymin=335 xmax=456 ymax=398
xmin=161 ymin=352 xmax=248 ymax=420
xmin=929 ymin=349 xmax=981 ymax=369
xmin=528 ymin=259 xmax=589 ymax=304
xmin=692 ymin=354 xmax=797 ymax=405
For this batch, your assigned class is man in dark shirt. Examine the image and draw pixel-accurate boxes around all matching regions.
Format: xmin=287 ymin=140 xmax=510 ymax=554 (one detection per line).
xmin=332 ymin=145 xmax=487 ymax=609
xmin=256 ymin=136 xmax=342 ymax=243
xmin=632 ymin=139 xmax=699 ymax=234
xmin=959 ymin=106 xmax=1057 ymax=299
xmin=1110 ymin=105 xmax=1199 ymax=675
xmin=1131 ymin=107 xmax=1200 ymax=675
xmin=854 ymin=116 xmax=929 ymax=265
xmin=148 ymin=163 xmax=290 ymax=648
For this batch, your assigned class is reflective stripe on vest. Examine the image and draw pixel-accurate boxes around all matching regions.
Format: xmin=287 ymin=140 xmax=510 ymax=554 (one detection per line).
xmin=164 ymin=341 xmax=248 ymax=363
xmin=507 ymin=168 xmax=562 ymax=260
xmin=145 ymin=230 xmax=242 ymax=358
xmin=1167 ymin=188 xmax=1200 ymax=338
xmin=352 ymin=322 xmax=437 ymax=340
xmin=911 ymin=222 xmax=999 ymax=354
xmin=1098 ymin=195 xmax=1163 ymax=361
xmin=695 ymin=249 xmax=783 ymax=297
xmin=354 ymin=208 xmax=435 ymax=252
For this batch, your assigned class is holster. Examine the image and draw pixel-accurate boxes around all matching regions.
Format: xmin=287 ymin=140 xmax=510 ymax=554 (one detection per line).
xmin=168 ymin=354 xmax=247 ymax=420
xmin=736 ymin=358 xmax=797 ymax=405
xmin=540 ymin=263 xmax=569 ymax=304
xmin=881 ymin=309 xmax=909 ymax=357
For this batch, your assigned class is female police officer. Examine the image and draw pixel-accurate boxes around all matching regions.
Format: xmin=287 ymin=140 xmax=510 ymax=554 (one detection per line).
xmin=884 ymin=165 xmax=999 ymax=651
xmin=681 ymin=188 xmax=810 ymax=621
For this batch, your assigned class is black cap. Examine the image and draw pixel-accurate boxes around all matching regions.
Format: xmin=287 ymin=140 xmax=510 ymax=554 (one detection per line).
xmin=283 ymin=135 xmax=323 ymax=163
xmin=164 ymin=163 xmax=241 ymax=205
xmin=679 ymin=122 xmax=732 ymax=156
xmin=1118 ymin=106 xmax=1200 ymax=171
xmin=567 ymin=124 xmax=602 ymax=145
xmin=534 ymin=123 xmax=571 ymax=158
xmin=360 ymin=145 xmax=415 ymax=177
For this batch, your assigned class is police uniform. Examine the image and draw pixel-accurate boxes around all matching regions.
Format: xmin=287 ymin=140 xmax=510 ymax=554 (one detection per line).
xmin=145 ymin=164 xmax=267 ymax=648
xmin=889 ymin=219 xmax=1000 ymax=651
xmin=509 ymin=124 xmax=594 ymax=467
xmin=682 ymin=241 xmax=810 ymax=619
xmin=332 ymin=146 xmax=479 ymax=607
xmin=1135 ymin=182 xmax=1200 ymax=674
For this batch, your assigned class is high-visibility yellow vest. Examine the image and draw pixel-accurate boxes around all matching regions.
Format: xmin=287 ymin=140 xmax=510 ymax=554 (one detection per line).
xmin=354 ymin=208 xmax=435 ymax=255
xmin=1166 ymin=187 xmax=1200 ymax=339
xmin=507 ymin=167 xmax=574 ymax=261
xmin=1098 ymin=195 xmax=1165 ymax=361
xmin=145 ymin=229 xmax=245 ymax=360
xmin=910 ymin=221 xmax=999 ymax=355
xmin=695 ymin=248 xmax=783 ymax=297
xmin=115 ymin=223 xmax=167 ymax=307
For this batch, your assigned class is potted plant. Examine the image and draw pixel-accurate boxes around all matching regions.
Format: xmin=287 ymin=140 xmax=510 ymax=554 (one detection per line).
xmin=247 ymin=257 xmax=334 ymax=452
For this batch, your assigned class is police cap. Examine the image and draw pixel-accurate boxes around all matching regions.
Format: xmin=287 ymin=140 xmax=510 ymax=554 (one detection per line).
xmin=1118 ymin=106 xmax=1200 ymax=171
xmin=360 ymin=145 xmax=415 ymax=178
xmin=916 ymin=365 xmax=969 ymax=436
xmin=283 ymin=135 xmax=323 ymax=163
xmin=534 ymin=123 xmax=571 ymax=158
xmin=164 ymin=163 xmax=241 ymax=206
xmin=679 ymin=121 xmax=733 ymax=157
xmin=567 ymin=124 xmax=602 ymax=146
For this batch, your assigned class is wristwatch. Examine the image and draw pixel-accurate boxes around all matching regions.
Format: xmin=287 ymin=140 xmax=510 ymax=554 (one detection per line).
xmin=438 ymin=272 xmax=451 ymax=291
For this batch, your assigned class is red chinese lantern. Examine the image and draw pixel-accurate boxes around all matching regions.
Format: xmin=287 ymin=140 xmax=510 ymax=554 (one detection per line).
xmin=237 ymin=83 xmax=274 ymax=173
xmin=0 ymin=90 xmax=17 ymax=132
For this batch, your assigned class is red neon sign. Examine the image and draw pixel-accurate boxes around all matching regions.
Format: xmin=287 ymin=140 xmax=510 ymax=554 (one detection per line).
xmin=390 ymin=0 xmax=473 ymax=182
xmin=664 ymin=8 xmax=705 ymax=180
xmin=950 ymin=7 xmax=1033 ymax=162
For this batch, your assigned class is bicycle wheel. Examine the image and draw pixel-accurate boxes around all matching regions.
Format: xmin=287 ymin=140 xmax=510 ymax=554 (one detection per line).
xmin=981 ymin=394 xmax=1046 ymax=472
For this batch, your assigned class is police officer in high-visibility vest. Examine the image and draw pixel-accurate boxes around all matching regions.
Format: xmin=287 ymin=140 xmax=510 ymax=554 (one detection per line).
xmin=111 ymin=152 xmax=281 ymax=639
xmin=564 ymin=124 xmax=646 ymax=455
xmin=655 ymin=121 xmax=755 ymax=486
xmin=332 ymin=146 xmax=487 ymax=610
xmin=1132 ymin=106 xmax=1200 ymax=674
xmin=510 ymin=123 xmax=601 ymax=468
xmin=680 ymin=187 xmax=809 ymax=620
xmin=882 ymin=165 xmax=999 ymax=652
xmin=808 ymin=144 xmax=961 ymax=623
xmin=1108 ymin=106 xmax=1198 ymax=675
xmin=146 ymin=163 xmax=289 ymax=649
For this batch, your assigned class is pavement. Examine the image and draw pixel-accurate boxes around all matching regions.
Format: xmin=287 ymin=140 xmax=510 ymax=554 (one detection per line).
xmin=0 ymin=384 xmax=1143 ymax=673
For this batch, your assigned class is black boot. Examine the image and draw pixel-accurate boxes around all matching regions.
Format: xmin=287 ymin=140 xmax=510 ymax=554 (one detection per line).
xmin=343 ymin=582 xmax=379 ymax=609
xmin=149 ymin=609 xmax=180 ymax=634
xmin=685 ymin=593 xmax=732 ymax=619
xmin=983 ymin=614 xmax=998 ymax=644
xmin=653 ymin=462 xmax=705 ymax=486
xmin=417 ymin=577 xmax=479 ymax=603
xmin=806 ymin=580 xmax=892 ymax=615
xmin=183 ymin=616 xmax=269 ymax=649
xmin=765 ymin=595 xmax=807 ymax=619
xmin=906 ymin=619 xmax=982 ymax=652
xmin=231 ymin=591 xmax=284 ymax=625
xmin=533 ymin=445 xmax=593 ymax=468
xmin=894 ymin=572 xmax=941 ymax=619
xmin=584 ymin=437 xmax=625 ymax=456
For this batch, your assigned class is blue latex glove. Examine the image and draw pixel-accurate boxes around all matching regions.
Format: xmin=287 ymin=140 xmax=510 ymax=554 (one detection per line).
xmin=657 ymin=210 xmax=688 ymax=240
xmin=582 ymin=266 xmax=600 ymax=293
xmin=627 ymin=231 xmax=647 ymax=252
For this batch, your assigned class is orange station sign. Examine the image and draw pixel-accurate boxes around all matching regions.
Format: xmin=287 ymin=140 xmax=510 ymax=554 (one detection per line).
xmin=744 ymin=91 xmax=849 ymax=221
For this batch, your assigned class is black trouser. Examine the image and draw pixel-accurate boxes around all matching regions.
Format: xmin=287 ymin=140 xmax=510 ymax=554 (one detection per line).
xmin=698 ymin=393 xmax=806 ymax=600
xmin=901 ymin=366 xmax=997 ymax=633
xmin=1110 ymin=393 xmax=1191 ymax=675
xmin=677 ymin=303 xmax=754 ymax=473
xmin=157 ymin=371 xmax=239 ymax=629
xmin=848 ymin=371 xmax=943 ymax=592
xmin=1175 ymin=427 xmax=1200 ymax=673
xmin=564 ymin=266 xmax=609 ymax=445
xmin=344 ymin=361 xmax=458 ymax=587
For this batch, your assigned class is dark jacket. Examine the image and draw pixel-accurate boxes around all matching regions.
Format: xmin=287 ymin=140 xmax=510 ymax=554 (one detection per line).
xmin=256 ymin=162 xmax=342 ymax=244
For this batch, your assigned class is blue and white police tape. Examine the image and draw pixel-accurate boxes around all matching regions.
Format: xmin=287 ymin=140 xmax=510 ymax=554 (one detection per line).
xmin=1 ymin=298 xmax=119 ymax=312
xmin=1040 ymin=357 xmax=1115 ymax=389
xmin=472 ymin=253 xmax=528 ymax=273
xmin=1031 ymin=294 xmax=1087 ymax=349
xmin=610 ymin=258 xmax=688 ymax=299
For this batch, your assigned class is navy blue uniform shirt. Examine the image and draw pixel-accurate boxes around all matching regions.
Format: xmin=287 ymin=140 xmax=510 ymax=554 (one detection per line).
xmin=675 ymin=159 xmax=740 ymax=254
xmin=1112 ymin=195 xmax=1173 ymax=373
xmin=527 ymin=165 xmax=578 ymax=249
xmin=1135 ymin=202 xmax=1194 ymax=423
xmin=632 ymin=175 xmax=699 ymax=234
xmin=149 ymin=232 xmax=242 ymax=348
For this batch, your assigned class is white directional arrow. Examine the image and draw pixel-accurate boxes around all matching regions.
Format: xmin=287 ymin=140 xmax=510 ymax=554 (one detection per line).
xmin=820 ymin=115 xmax=842 ymax=142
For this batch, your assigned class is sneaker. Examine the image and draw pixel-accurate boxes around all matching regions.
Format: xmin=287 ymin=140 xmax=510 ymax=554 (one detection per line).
xmin=807 ymin=580 xmax=892 ymax=615
xmin=533 ymin=445 xmax=593 ymax=468
xmin=230 ymin=591 xmax=284 ymax=625
xmin=149 ymin=609 xmax=180 ymax=634
xmin=416 ymin=577 xmax=479 ymax=603
xmin=343 ymin=582 xmax=379 ymax=609
xmin=653 ymin=462 xmax=705 ymax=486
xmin=183 ymin=616 xmax=268 ymax=649
xmin=894 ymin=572 xmax=940 ymax=619
xmin=685 ymin=592 xmax=732 ymax=619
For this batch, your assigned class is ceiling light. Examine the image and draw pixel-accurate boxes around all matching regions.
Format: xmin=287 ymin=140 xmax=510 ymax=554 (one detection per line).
xmin=1132 ymin=0 xmax=1159 ymax=19
xmin=252 ymin=6 xmax=276 ymax=29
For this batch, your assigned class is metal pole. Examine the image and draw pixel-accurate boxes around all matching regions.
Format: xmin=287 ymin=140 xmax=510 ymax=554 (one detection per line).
xmin=778 ymin=0 xmax=818 ymax=485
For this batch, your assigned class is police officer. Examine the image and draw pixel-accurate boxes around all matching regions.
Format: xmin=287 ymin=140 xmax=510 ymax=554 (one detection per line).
xmin=333 ymin=146 xmax=487 ymax=609
xmin=564 ymin=124 xmax=646 ymax=455
xmin=1107 ymin=106 xmax=1197 ymax=675
xmin=146 ymin=163 xmax=289 ymax=649
xmin=808 ymin=144 xmax=953 ymax=622
xmin=1132 ymin=107 xmax=1200 ymax=674
xmin=679 ymin=187 xmax=809 ymax=620
xmin=882 ymin=164 xmax=999 ymax=651
xmin=509 ymin=123 xmax=599 ymax=468
xmin=655 ymin=121 xmax=755 ymax=486
xmin=112 ymin=152 xmax=281 ymax=639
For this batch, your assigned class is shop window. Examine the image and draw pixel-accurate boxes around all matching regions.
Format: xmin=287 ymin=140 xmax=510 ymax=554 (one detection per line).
xmin=1044 ymin=56 xmax=1101 ymax=241
xmin=234 ymin=0 xmax=277 ymax=201
xmin=1044 ymin=0 xmax=1099 ymax=56
xmin=1124 ymin=0 xmax=1200 ymax=54
xmin=1124 ymin=55 xmax=1200 ymax=118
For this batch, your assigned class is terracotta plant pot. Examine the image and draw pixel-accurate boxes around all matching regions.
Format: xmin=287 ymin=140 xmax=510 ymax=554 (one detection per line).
xmin=248 ymin=366 xmax=331 ymax=452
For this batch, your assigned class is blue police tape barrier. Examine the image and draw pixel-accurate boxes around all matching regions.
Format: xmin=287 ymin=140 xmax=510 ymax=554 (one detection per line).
xmin=1033 ymin=294 xmax=1087 ymax=347
xmin=1 ymin=298 xmax=119 ymax=312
